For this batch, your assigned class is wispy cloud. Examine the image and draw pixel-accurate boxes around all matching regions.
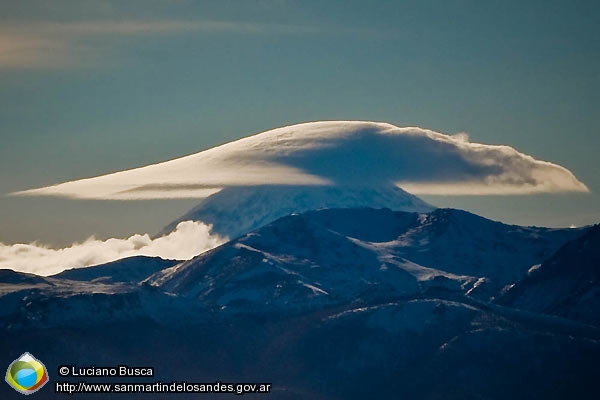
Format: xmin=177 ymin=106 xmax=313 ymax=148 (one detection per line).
xmin=0 ymin=19 xmax=319 ymax=68
xmin=19 ymin=20 xmax=319 ymax=35
xmin=0 ymin=32 xmax=103 ymax=68
xmin=0 ymin=220 xmax=226 ymax=276
xmin=13 ymin=121 xmax=589 ymax=199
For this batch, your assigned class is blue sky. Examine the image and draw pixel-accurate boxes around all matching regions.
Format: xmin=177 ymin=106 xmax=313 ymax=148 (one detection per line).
xmin=1 ymin=0 xmax=599 ymax=245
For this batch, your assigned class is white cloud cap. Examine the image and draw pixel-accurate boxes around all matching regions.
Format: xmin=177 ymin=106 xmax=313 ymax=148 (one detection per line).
xmin=13 ymin=121 xmax=588 ymax=199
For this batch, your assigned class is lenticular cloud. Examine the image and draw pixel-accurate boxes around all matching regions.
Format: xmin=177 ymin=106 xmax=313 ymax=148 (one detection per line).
xmin=12 ymin=121 xmax=588 ymax=199
xmin=0 ymin=221 xmax=226 ymax=276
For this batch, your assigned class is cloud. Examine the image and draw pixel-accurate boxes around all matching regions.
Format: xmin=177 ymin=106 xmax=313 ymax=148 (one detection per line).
xmin=0 ymin=32 xmax=106 ymax=69
xmin=13 ymin=121 xmax=588 ymax=200
xmin=0 ymin=221 xmax=226 ymax=276
xmin=0 ymin=19 xmax=319 ymax=68
xmin=11 ymin=20 xmax=318 ymax=36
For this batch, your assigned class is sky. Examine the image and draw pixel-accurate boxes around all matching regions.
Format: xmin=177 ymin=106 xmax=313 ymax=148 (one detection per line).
xmin=1 ymin=0 xmax=599 ymax=248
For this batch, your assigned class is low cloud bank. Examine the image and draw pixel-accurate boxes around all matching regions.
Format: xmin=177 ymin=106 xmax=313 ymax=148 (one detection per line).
xmin=0 ymin=221 xmax=226 ymax=276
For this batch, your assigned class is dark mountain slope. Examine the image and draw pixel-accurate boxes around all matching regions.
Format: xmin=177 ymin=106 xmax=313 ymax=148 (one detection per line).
xmin=498 ymin=224 xmax=600 ymax=326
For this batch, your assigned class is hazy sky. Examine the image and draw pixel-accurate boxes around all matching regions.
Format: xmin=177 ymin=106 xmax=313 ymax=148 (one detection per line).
xmin=1 ymin=0 xmax=599 ymax=246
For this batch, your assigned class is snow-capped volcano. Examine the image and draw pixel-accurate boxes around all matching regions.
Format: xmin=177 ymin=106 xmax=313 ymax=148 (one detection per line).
xmin=159 ymin=184 xmax=434 ymax=239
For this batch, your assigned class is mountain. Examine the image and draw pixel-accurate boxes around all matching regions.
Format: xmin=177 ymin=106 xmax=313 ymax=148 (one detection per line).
xmin=0 ymin=269 xmax=49 ymax=285
xmin=0 ymin=256 xmax=184 ymax=329
xmin=159 ymin=184 xmax=434 ymax=239
xmin=150 ymin=208 xmax=583 ymax=311
xmin=52 ymin=256 xmax=179 ymax=283
xmin=3 ymin=207 xmax=580 ymax=328
xmin=498 ymin=224 xmax=600 ymax=326
xmin=1 ymin=208 xmax=598 ymax=400
xmin=387 ymin=208 xmax=583 ymax=292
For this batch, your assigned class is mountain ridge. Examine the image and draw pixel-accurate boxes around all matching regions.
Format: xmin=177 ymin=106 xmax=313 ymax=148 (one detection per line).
xmin=149 ymin=207 xmax=586 ymax=313
xmin=1 ymin=207 xmax=598 ymax=400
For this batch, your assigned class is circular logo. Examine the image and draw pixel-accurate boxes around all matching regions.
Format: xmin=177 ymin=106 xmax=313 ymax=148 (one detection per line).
xmin=5 ymin=352 xmax=49 ymax=395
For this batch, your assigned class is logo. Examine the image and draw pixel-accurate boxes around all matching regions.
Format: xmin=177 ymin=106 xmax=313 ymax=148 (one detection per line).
xmin=5 ymin=353 xmax=49 ymax=395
